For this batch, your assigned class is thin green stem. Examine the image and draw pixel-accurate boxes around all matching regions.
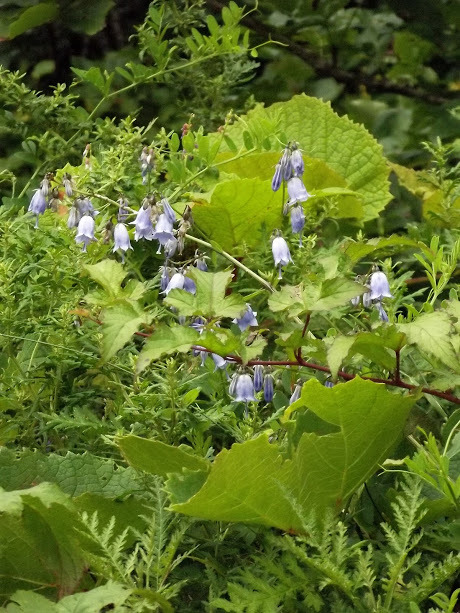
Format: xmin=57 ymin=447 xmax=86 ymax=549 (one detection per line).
xmin=185 ymin=233 xmax=274 ymax=293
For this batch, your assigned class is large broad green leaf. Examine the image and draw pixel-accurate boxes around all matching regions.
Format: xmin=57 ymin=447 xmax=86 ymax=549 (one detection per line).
xmin=398 ymin=312 xmax=460 ymax=372
xmin=84 ymin=259 xmax=127 ymax=298
xmin=8 ymin=3 xmax=58 ymax=39
xmin=131 ymin=379 xmax=413 ymax=531
xmin=191 ymin=178 xmax=283 ymax=252
xmin=117 ymin=435 xmax=209 ymax=477
xmin=101 ymin=300 xmax=147 ymax=362
xmin=165 ymin=269 xmax=247 ymax=318
xmin=326 ymin=332 xmax=398 ymax=379
xmin=63 ymin=0 xmax=115 ymax=35
xmin=0 ymin=449 xmax=142 ymax=499
xmin=137 ymin=325 xmax=200 ymax=373
xmin=6 ymin=582 xmax=131 ymax=613
xmin=0 ymin=483 xmax=87 ymax=598
xmin=268 ymin=278 xmax=366 ymax=317
xmin=215 ymin=95 xmax=391 ymax=221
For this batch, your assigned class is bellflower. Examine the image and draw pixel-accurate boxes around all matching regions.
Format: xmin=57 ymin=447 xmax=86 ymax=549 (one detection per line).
xmin=363 ymin=291 xmax=372 ymax=308
xmin=369 ymin=270 xmax=393 ymax=300
xmin=164 ymin=272 xmax=185 ymax=295
xmin=195 ymin=257 xmax=208 ymax=271
xmin=290 ymin=145 xmax=304 ymax=176
xmin=280 ymin=147 xmax=292 ymax=181
xmin=287 ymin=176 xmax=310 ymax=204
xmin=132 ymin=205 xmax=154 ymax=241
xmin=289 ymin=382 xmax=302 ymax=405
xmin=271 ymin=163 xmax=282 ymax=192
xmin=63 ymin=173 xmax=73 ymax=197
xmin=350 ymin=295 xmax=361 ymax=307
xmin=253 ymin=365 xmax=264 ymax=392
xmin=212 ymin=353 xmax=227 ymax=370
xmin=183 ymin=276 xmax=197 ymax=294
xmin=376 ymin=301 xmax=389 ymax=322
xmin=159 ymin=266 xmax=170 ymax=292
xmin=263 ymin=374 xmax=274 ymax=402
xmin=79 ymin=198 xmax=99 ymax=217
xmin=160 ymin=198 xmax=176 ymax=224
xmin=290 ymin=204 xmax=305 ymax=239
xmin=164 ymin=238 xmax=178 ymax=260
xmin=153 ymin=213 xmax=174 ymax=246
xmin=40 ymin=177 xmax=50 ymax=197
xmin=113 ymin=223 xmax=132 ymax=254
xmin=234 ymin=374 xmax=256 ymax=403
xmin=234 ymin=304 xmax=258 ymax=332
xmin=272 ymin=234 xmax=292 ymax=279
xmin=229 ymin=373 xmax=238 ymax=398
xmin=324 ymin=380 xmax=335 ymax=388
xmin=67 ymin=206 xmax=80 ymax=229
xmin=75 ymin=214 xmax=96 ymax=252
xmin=28 ymin=189 xmax=47 ymax=228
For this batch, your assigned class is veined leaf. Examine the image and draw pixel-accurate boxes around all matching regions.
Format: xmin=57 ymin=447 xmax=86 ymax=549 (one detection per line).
xmin=138 ymin=379 xmax=415 ymax=531
xmin=117 ymin=435 xmax=209 ymax=477
xmin=137 ymin=325 xmax=200 ymax=372
xmin=101 ymin=300 xmax=147 ymax=362
xmin=84 ymin=259 xmax=127 ymax=297
xmin=398 ymin=312 xmax=460 ymax=372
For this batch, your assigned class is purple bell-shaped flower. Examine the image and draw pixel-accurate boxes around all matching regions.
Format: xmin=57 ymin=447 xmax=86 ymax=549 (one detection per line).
xmin=153 ymin=213 xmax=174 ymax=247
xmin=287 ymin=176 xmax=310 ymax=205
xmin=132 ymin=205 xmax=154 ymax=241
xmin=234 ymin=374 xmax=256 ymax=403
xmin=253 ymin=365 xmax=264 ymax=392
xmin=272 ymin=234 xmax=292 ymax=279
xmin=263 ymin=374 xmax=274 ymax=402
xmin=113 ymin=223 xmax=132 ymax=260
xmin=75 ymin=214 xmax=96 ymax=252
xmin=183 ymin=276 xmax=197 ymax=295
xmin=289 ymin=381 xmax=302 ymax=405
xmin=28 ymin=189 xmax=47 ymax=228
xmin=164 ymin=271 xmax=185 ymax=295
xmin=290 ymin=145 xmax=304 ymax=176
xmin=212 ymin=353 xmax=227 ymax=370
xmin=160 ymin=198 xmax=176 ymax=224
xmin=369 ymin=270 xmax=393 ymax=300
xmin=233 ymin=304 xmax=258 ymax=332
xmin=271 ymin=163 xmax=282 ymax=192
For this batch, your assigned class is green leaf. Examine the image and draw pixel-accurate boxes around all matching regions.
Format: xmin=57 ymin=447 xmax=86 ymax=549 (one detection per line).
xmin=326 ymin=336 xmax=356 ymax=380
xmin=0 ymin=484 xmax=87 ymax=598
xmin=137 ymin=325 xmax=200 ymax=373
xmin=117 ymin=435 xmax=209 ymax=477
xmin=8 ymin=3 xmax=58 ymax=39
xmin=63 ymin=0 xmax=115 ymax=35
xmin=71 ymin=67 xmax=106 ymax=93
xmin=165 ymin=269 xmax=247 ymax=318
xmin=309 ymin=278 xmax=366 ymax=311
xmin=0 ymin=449 xmax=141 ymax=498
xmin=398 ymin=312 xmax=460 ymax=372
xmin=344 ymin=235 xmax=429 ymax=263
xmin=268 ymin=285 xmax=304 ymax=316
xmin=101 ymin=300 xmax=146 ymax=362
xmin=84 ymin=259 xmax=127 ymax=298
xmin=217 ymin=94 xmax=391 ymax=220
xmin=191 ymin=178 xmax=282 ymax=252
xmin=6 ymin=582 xmax=131 ymax=612
xmin=166 ymin=378 xmax=414 ymax=531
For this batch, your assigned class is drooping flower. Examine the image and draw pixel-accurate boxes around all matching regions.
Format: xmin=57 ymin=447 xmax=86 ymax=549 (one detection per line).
xmin=164 ymin=238 xmax=178 ymax=259
xmin=160 ymin=198 xmax=176 ymax=224
xmin=234 ymin=304 xmax=258 ymax=332
xmin=324 ymin=380 xmax=335 ymax=388
xmin=132 ymin=205 xmax=154 ymax=241
xmin=212 ymin=353 xmax=227 ymax=370
xmin=234 ymin=374 xmax=256 ymax=403
xmin=263 ymin=374 xmax=274 ymax=402
xmin=79 ymin=198 xmax=99 ymax=218
xmin=363 ymin=291 xmax=372 ymax=308
xmin=28 ymin=189 xmax=47 ymax=228
xmin=62 ymin=173 xmax=73 ymax=197
xmin=113 ymin=223 xmax=132 ymax=254
xmin=369 ymin=270 xmax=393 ymax=300
xmin=164 ymin=271 xmax=185 ymax=295
xmin=229 ymin=373 xmax=239 ymax=398
xmin=153 ymin=213 xmax=174 ymax=246
xmin=40 ymin=176 xmax=51 ymax=197
xmin=290 ymin=144 xmax=304 ymax=176
xmin=350 ymin=295 xmax=361 ymax=307
xmin=290 ymin=204 xmax=305 ymax=244
xmin=75 ymin=214 xmax=96 ymax=252
xmin=287 ymin=176 xmax=310 ymax=204
xmin=253 ymin=365 xmax=264 ymax=392
xmin=280 ymin=146 xmax=292 ymax=181
xmin=376 ymin=301 xmax=389 ymax=322
xmin=159 ymin=266 xmax=170 ymax=292
xmin=183 ymin=276 xmax=197 ymax=295
xmin=67 ymin=206 xmax=80 ymax=229
xmin=272 ymin=233 xmax=292 ymax=279
xmin=271 ymin=163 xmax=282 ymax=192
xmin=195 ymin=257 xmax=208 ymax=271
xmin=289 ymin=382 xmax=302 ymax=405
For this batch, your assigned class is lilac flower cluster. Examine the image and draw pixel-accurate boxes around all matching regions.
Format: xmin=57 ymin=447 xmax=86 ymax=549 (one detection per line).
xmin=27 ymin=172 xmax=57 ymax=228
xmin=351 ymin=268 xmax=393 ymax=322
